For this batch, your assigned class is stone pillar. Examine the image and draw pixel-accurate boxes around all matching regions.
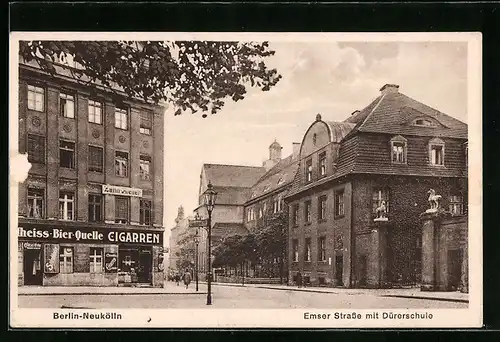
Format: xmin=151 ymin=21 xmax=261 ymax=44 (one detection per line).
xmin=420 ymin=210 xmax=448 ymax=291
xmin=460 ymin=244 xmax=469 ymax=293
xmin=371 ymin=220 xmax=390 ymax=288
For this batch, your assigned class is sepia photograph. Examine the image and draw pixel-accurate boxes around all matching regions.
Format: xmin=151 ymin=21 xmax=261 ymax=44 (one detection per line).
xmin=9 ymin=32 xmax=482 ymax=328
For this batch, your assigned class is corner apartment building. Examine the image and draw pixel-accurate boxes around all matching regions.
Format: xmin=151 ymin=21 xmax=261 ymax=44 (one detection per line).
xmin=17 ymin=58 xmax=165 ymax=287
xmin=286 ymin=84 xmax=468 ymax=289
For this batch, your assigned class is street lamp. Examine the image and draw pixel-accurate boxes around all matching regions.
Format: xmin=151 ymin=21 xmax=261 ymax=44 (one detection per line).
xmin=194 ymin=229 xmax=200 ymax=292
xmin=203 ymin=181 xmax=217 ymax=305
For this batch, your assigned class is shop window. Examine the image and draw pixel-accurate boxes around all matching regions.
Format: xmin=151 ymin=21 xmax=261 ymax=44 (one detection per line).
xmin=59 ymin=140 xmax=75 ymax=169
xmin=372 ymin=189 xmax=390 ymax=215
xmin=140 ymin=111 xmax=152 ymax=135
xmin=27 ymin=84 xmax=44 ymax=112
xmin=305 ymin=159 xmax=313 ymax=182
xmin=115 ymin=106 xmax=128 ymax=130
xmin=318 ymin=277 xmax=326 ymax=286
xmin=90 ymin=248 xmax=103 ymax=273
xmin=449 ymin=195 xmax=464 ymax=216
xmin=88 ymin=194 xmax=102 ymax=222
xmin=292 ymin=204 xmax=299 ymax=226
xmin=304 ymin=200 xmax=311 ymax=223
xmin=318 ymin=236 xmax=326 ymax=262
xmin=60 ymin=92 xmax=75 ymax=118
xmin=88 ymin=145 xmax=103 ymax=173
xmin=292 ymin=239 xmax=299 ymax=262
xmin=319 ymin=152 xmax=327 ymax=177
xmin=318 ymin=195 xmax=327 ymax=221
xmin=140 ymin=200 xmax=152 ymax=226
xmin=59 ymin=247 xmax=74 ymax=274
xmin=115 ymin=196 xmax=129 ymax=224
xmin=305 ymin=238 xmax=311 ymax=262
xmin=27 ymin=134 xmax=45 ymax=164
xmin=88 ymin=100 xmax=102 ymax=124
xmin=334 ymin=189 xmax=345 ymax=218
xmin=429 ymin=138 xmax=445 ymax=166
xmin=27 ymin=188 xmax=44 ymax=218
xmin=59 ymin=192 xmax=74 ymax=221
xmin=390 ymin=135 xmax=407 ymax=164
xmin=115 ymin=151 xmax=128 ymax=177
xmin=140 ymin=155 xmax=151 ymax=180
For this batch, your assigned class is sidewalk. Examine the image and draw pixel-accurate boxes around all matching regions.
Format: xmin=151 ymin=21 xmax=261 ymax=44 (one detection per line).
xmin=18 ymin=281 xmax=207 ymax=296
xmin=206 ymin=282 xmax=469 ymax=303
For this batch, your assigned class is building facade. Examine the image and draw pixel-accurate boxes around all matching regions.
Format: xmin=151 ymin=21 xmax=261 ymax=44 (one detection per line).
xmin=17 ymin=59 xmax=165 ymax=287
xmin=286 ymin=84 xmax=468 ymax=289
xmin=168 ymin=206 xmax=191 ymax=272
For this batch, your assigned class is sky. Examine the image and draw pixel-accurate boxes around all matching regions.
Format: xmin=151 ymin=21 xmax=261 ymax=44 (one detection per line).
xmin=163 ymin=40 xmax=468 ymax=243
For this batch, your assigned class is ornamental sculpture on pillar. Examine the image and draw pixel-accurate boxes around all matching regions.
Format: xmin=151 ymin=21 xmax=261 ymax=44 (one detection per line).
xmin=426 ymin=189 xmax=442 ymax=213
xmin=374 ymin=200 xmax=388 ymax=222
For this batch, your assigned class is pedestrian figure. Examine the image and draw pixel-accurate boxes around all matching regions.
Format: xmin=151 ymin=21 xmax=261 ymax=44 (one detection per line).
xmin=183 ymin=269 xmax=192 ymax=289
xmin=175 ymin=273 xmax=180 ymax=286
xmin=296 ymin=271 xmax=303 ymax=288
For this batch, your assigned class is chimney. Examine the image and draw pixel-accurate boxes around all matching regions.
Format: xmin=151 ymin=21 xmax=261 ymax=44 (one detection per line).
xmin=292 ymin=142 xmax=301 ymax=159
xmin=380 ymin=84 xmax=399 ymax=95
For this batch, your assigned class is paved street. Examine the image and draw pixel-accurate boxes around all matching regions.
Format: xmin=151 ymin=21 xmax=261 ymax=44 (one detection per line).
xmin=18 ymin=283 xmax=466 ymax=309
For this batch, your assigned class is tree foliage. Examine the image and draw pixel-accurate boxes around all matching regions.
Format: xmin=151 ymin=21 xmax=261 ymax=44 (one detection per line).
xmin=19 ymin=40 xmax=282 ymax=117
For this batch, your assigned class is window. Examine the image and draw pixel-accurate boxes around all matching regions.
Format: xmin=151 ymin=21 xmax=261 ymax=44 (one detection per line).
xmin=305 ymin=238 xmax=311 ymax=262
xmin=292 ymin=239 xmax=299 ymax=262
xmin=390 ymin=135 xmax=407 ymax=164
xmin=115 ymin=107 xmax=128 ymax=130
xmin=372 ymin=189 xmax=390 ymax=215
xmin=318 ymin=196 xmax=327 ymax=221
xmin=27 ymin=134 xmax=45 ymax=164
xmin=319 ymin=152 xmax=327 ymax=177
xmin=140 ymin=155 xmax=151 ymax=180
xmin=27 ymin=188 xmax=44 ymax=218
xmin=305 ymin=159 xmax=313 ymax=182
xmin=88 ymin=100 xmax=102 ymax=124
xmin=59 ymin=247 xmax=74 ymax=274
xmin=59 ymin=192 xmax=74 ymax=220
xmin=263 ymin=202 xmax=267 ymax=215
xmin=88 ymin=146 xmax=103 ymax=173
xmin=27 ymin=85 xmax=44 ymax=111
xmin=140 ymin=111 xmax=152 ymax=135
xmin=413 ymin=118 xmax=434 ymax=127
xmin=140 ymin=200 xmax=152 ymax=225
xmin=88 ymin=194 xmax=102 ymax=222
xmin=259 ymin=207 xmax=263 ymax=218
xmin=115 ymin=151 xmax=128 ymax=177
xmin=277 ymin=176 xmax=284 ymax=185
xmin=464 ymin=142 xmax=468 ymax=167
xmin=60 ymin=93 xmax=75 ymax=118
xmin=59 ymin=140 xmax=75 ymax=169
xmin=449 ymin=195 xmax=464 ymax=216
xmin=318 ymin=237 xmax=326 ymax=262
xmin=429 ymin=138 xmax=445 ymax=166
xmin=115 ymin=196 xmax=129 ymax=224
xmin=304 ymin=200 xmax=312 ymax=223
xmin=292 ymin=204 xmax=299 ymax=226
xmin=90 ymin=248 xmax=103 ymax=273
xmin=334 ymin=189 xmax=345 ymax=217
xmin=273 ymin=196 xmax=283 ymax=213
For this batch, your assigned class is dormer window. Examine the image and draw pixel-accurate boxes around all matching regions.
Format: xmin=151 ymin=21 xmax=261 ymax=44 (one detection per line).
xmin=429 ymin=138 xmax=445 ymax=166
xmin=263 ymin=185 xmax=270 ymax=193
xmin=305 ymin=159 xmax=313 ymax=182
xmin=413 ymin=118 xmax=435 ymax=127
xmin=390 ymin=135 xmax=407 ymax=164
xmin=277 ymin=177 xmax=284 ymax=186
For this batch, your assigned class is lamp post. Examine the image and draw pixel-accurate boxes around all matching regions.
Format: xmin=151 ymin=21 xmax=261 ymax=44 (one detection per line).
xmin=203 ymin=181 xmax=217 ymax=305
xmin=194 ymin=229 xmax=199 ymax=292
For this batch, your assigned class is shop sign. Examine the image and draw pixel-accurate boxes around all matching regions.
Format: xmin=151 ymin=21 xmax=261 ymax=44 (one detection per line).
xmin=23 ymin=242 xmax=41 ymax=250
xmin=102 ymin=184 xmax=142 ymax=197
xmin=105 ymin=252 xmax=118 ymax=273
xmin=18 ymin=226 xmax=163 ymax=245
xmin=44 ymin=244 xmax=59 ymax=274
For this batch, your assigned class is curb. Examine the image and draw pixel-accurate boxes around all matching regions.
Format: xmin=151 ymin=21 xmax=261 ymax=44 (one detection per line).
xmin=381 ymin=294 xmax=469 ymax=304
xmin=19 ymin=291 xmax=207 ymax=296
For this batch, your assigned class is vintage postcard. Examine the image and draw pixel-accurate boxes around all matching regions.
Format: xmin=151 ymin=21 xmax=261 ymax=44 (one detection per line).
xmin=9 ymin=32 xmax=482 ymax=328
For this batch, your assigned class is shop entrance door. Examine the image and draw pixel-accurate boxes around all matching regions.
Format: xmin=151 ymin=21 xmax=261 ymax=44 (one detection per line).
xmin=138 ymin=248 xmax=152 ymax=284
xmin=23 ymin=249 xmax=42 ymax=285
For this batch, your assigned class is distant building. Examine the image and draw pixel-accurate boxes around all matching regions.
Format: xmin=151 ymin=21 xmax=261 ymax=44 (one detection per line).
xmin=17 ymin=56 xmax=165 ymax=287
xmin=168 ymin=206 xmax=191 ymax=272
xmin=285 ymin=84 xmax=468 ymax=289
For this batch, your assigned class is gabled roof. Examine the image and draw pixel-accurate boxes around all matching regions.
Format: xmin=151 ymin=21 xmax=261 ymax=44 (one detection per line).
xmin=249 ymin=155 xmax=299 ymax=201
xmin=344 ymin=92 xmax=467 ymax=139
xmin=203 ymin=164 xmax=266 ymax=188
xmin=212 ymin=223 xmax=248 ymax=238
